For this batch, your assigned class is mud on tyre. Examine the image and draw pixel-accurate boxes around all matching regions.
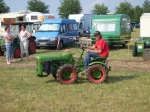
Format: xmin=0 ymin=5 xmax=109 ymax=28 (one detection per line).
xmin=86 ymin=64 xmax=107 ymax=83
xmin=56 ymin=64 xmax=77 ymax=84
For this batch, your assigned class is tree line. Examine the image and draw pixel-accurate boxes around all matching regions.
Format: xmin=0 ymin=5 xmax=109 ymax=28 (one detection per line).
xmin=0 ymin=0 xmax=150 ymax=23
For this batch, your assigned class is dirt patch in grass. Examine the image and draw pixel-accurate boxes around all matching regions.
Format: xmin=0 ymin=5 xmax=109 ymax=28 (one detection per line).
xmin=108 ymin=59 xmax=150 ymax=71
xmin=0 ymin=56 xmax=36 ymax=68
xmin=0 ymin=56 xmax=150 ymax=71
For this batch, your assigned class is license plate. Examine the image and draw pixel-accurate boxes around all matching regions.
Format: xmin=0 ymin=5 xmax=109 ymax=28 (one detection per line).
xmin=40 ymin=42 xmax=46 ymax=45
xmin=138 ymin=45 xmax=142 ymax=49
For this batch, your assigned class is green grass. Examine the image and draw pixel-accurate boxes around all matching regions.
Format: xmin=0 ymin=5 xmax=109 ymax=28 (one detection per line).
xmin=0 ymin=28 xmax=150 ymax=112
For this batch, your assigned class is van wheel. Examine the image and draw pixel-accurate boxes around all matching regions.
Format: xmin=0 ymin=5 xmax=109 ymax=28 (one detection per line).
xmin=57 ymin=41 xmax=63 ymax=50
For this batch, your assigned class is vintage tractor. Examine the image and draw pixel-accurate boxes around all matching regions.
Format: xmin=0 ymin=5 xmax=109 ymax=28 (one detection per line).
xmin=0 ymin=21 xmax=36 ymax=58
xmin=36 ymin=47 xmax=111 ymax=84
xmin=132 ymin=13 xmax=150 ymax=60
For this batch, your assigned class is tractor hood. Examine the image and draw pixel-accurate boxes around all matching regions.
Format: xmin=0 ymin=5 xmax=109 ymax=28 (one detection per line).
xmin=36 ymin=52 xmax=73 ymax=61
xmin=35 ymin=32 xmax=59 ymax=40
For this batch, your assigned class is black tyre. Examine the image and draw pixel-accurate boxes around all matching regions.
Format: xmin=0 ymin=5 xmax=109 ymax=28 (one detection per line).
xmin=13 ymin=47 xmax=21 ymax=58
xmin=86 ymin=64 xmax=107 ymax=83
xmin=132 ymin=45 xmax=137 ymax=57
xmin=0 ymin=48 xmax=4 ymax=56
xmin=56 ymin=64 xmax=77 ymax=84
xmin=52 ymin=73 xmax=57 ymax=80
xmin=28 ymin=40 xmax=36 ymax=54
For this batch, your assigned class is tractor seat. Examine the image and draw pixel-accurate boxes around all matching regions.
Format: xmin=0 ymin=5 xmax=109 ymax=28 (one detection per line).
xmin=91 ymin=57 xmax=107 ymax=62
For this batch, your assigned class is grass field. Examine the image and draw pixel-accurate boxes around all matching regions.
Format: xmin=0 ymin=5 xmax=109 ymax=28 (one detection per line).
xmin=0 ymin=29 xmax=150 ymax=112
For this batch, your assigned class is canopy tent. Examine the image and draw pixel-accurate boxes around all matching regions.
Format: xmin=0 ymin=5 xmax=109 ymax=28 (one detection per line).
xmin=0 ymin=14 xmax=25 ymax=19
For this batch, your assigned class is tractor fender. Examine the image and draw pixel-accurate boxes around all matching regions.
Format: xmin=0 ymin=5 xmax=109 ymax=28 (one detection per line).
xmin=29 ymin=36 xmax=36 ymax=40
xmin=89 ymin=62 xmax=109 ymax=70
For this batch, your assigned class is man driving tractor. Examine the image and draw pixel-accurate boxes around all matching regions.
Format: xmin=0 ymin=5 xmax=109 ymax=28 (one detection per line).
xmin=81 ymin=31 xmax=110 ymax=74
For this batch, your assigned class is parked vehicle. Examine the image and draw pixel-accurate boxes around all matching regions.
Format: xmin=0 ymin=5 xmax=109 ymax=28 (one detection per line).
xmin=0 ymin=21 xmax=36 ymax=58
xmin=135 ymin=23 xmax=140 ymax=28
xmin=36 ymin=47 xmax=111 ymax=84
xmin=68 ymin=14 xmax=96 ymax=36
xmin=0 ymin=10 xmax=54 ymax=35
xmin=132 ymin=13 xmax=150 ymax=60
xmin=91 ymin=14 xmax=131 ymax=46
xmin=86 ymin=26 xmax=91 ymax=35
xmin=35 ymin=19 xmax=79 ymax=49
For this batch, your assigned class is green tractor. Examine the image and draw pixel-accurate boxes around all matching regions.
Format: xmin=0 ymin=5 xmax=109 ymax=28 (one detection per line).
xmin=0 ymin=21 xmax=36 ymax=58
xmin=36 ymin=47 xmax=111 ymax=84
xmin=132 ymin=13 xmax=150 ymax=60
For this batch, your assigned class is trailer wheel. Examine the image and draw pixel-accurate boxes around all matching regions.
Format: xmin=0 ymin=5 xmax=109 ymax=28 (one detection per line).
xmin=132 ymin=45 xmax=137 ymax=57
xmin=86 ymin=64 xmax=107 ymax=84
xmin=56 ymin=64 xmax=77 ymax=84
xmin=13 ymin=47 xmax=21 ymax=58
xmin=28 ymin=40 xmax=36 ymax=54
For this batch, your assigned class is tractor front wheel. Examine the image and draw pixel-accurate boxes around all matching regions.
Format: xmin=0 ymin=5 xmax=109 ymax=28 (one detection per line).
xmin=56 ymin=64 xmax=77 ymax=84
xmin=13 ymin=47 xmax=21 ymax=58
xmin=132 ymin=45 xmax=137 ymax=57
xmin=86 ymin=64 xmax=107 ymax=83
xmin=28 ymin=40 xmax=36 ymax=54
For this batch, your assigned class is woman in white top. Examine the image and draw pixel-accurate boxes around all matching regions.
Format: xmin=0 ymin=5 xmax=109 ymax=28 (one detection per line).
xmin=18 ymin=24 xmax=31 ymax=61
xmin=4 ymin=26 xmax=14 ymax=64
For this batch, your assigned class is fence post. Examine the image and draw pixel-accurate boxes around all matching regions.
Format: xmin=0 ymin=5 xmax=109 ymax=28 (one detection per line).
xmin=128 ymin=43 xmax=130 ymax=60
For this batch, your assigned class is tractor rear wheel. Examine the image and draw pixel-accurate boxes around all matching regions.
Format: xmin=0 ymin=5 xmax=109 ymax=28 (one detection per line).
xmin=132 ymin=45 xmax=137 ymax=57
xmin=28 ymin=40 xmax=36 ymax=54
xmin=0 ymin=48 xmax=4 ymax=56
xmin=56 ymin=64 xmax=77 ymax=84
xmin=86 ymin=64 xmax=107 ymax=83
xmin=13 ymin=47 xmax=21 ymax=58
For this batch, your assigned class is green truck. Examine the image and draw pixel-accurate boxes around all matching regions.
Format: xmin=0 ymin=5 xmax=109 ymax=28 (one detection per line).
xmin=91 ymin=14 xmax=131 ymax=46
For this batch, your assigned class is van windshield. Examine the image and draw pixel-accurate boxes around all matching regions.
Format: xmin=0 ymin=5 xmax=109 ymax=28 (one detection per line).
xmin=95 ymin=22 xmax=116 ymax=32
xmin=38 ymin=23 xmax=60 ymax=32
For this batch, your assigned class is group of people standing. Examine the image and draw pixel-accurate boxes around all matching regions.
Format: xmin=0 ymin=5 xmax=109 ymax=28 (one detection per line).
xmin=4 ymin=24 xmax=31 ymax=64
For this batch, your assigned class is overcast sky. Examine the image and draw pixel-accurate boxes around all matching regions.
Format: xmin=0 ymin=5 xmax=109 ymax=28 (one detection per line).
xmin=4 ymin=0 xmax=143 ymax=18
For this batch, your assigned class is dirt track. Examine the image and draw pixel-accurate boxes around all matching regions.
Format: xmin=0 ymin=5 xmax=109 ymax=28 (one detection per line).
xmin=0 ymin=56 xmax=150 ymax=71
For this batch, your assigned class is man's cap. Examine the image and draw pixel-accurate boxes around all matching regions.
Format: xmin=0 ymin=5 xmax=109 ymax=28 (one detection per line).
xmin=93 ymin=31 xmax=101 ymax=36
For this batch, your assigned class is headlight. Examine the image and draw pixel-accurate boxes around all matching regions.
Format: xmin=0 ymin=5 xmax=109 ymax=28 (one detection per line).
xmin=50 ymin=37 xmax=57 ymax=41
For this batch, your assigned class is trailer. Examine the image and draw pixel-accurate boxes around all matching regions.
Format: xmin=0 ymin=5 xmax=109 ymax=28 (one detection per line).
xmin=132 ymin=13 xmax=150 ymax=60
xmin=91 ymin=14 xmax=131 ymax=46
xmin=68 ymin=14 xmax=96 ymax=36
xmin=0 ymin=10 xmax=55 ymax=35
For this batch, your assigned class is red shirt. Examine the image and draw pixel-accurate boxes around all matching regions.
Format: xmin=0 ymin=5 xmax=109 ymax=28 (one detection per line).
xmin=94 ymin=38 xmax=109 ymax=57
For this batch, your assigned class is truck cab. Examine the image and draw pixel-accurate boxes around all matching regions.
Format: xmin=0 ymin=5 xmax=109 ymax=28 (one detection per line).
xmin=35 ymin=19 xmax=79 ymax=49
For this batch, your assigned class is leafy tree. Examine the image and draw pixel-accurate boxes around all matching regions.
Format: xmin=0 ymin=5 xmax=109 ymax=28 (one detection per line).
xmin=0 ymin=0 xmax=10 ymax=13
xmin=133 ymin=5 xmax=143 ymax=23
xmin=142 ymin=0 xmax=150 ymax=13
xmin=115 ymin=0 xmax=134 ymax=21
xmin=27 ymin=0 xmax=49 ymax=13
xmin=91 ymin=3 xmax=109 ymax=15
xmin=58 ymin=0 xmax=82 ymax=19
